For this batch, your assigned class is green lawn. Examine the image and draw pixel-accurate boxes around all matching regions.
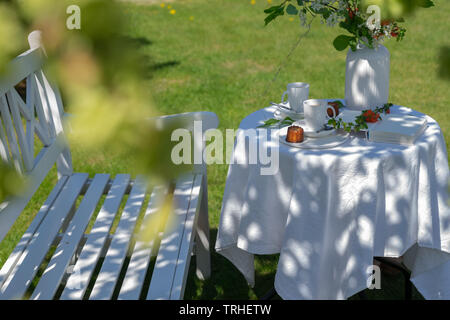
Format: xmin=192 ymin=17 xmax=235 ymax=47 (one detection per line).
xmin=1 ymin=0 xmax=448 ymax=300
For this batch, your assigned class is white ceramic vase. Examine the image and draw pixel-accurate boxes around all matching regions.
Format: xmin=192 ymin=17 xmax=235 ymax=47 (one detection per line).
xmin=344 ymin=44 xmax=390 ymax=111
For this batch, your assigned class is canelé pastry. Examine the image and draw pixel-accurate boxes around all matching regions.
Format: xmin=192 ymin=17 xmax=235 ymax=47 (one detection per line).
xmin=286 ymin=125 xmax=304 ymax=143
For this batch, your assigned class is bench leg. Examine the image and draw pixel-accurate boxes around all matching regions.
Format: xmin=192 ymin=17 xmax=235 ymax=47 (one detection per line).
xmin=195 ymin=178 xmax=211 ymax=280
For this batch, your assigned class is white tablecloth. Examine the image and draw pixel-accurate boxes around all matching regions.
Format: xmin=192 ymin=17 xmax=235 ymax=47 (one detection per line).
xmin=215 ymin=104 xmax=450 ymax=299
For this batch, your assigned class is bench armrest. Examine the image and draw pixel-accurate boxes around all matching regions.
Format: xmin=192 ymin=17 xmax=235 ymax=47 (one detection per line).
xmin=150 ymin=111 xmax=219 ymax=134
xmin=149 ymin=111 xmax=219 ymax=175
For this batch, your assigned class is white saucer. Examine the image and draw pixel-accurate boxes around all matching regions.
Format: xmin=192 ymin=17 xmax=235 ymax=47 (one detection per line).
xmin=274 ymin=102 xmax=304 ymax=120
xmin=293 ymin=120 xmax=336 ymax=138
xmin=278 ymin=126 xmax=350 ymax=149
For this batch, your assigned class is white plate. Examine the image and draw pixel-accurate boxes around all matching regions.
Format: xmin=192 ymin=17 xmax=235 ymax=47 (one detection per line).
xmin=278 ymin=126 xmax=350 ymax=149
xmin=293 ymin=120 xmax=335 ymax=138
xmin=336 ymin=109 xmax=362 ymax=123
xmin=274 ymin=102 xmax=304 ymax=120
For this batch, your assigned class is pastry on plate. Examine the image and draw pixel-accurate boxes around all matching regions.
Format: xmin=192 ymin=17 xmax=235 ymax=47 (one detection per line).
xmin=286 ymin=125 xmax=304 ymax=143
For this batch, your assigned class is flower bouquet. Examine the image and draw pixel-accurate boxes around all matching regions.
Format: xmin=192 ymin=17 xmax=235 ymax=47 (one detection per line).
xmin=264 ymin=0 xmax=434 ymax=51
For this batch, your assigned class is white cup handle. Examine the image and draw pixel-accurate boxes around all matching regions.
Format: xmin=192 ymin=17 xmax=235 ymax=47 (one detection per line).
xmin=281 ymin=91 xmax=288 ymax=105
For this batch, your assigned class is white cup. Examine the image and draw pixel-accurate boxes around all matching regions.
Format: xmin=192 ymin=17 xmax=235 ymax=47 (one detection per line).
xmin=303 ymin=99 xmax=336 ymax=132
xmin=281 ymin=82 xmax=309 ymax=113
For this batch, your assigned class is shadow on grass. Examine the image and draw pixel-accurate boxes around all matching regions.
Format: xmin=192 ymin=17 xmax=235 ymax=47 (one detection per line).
xmin=184 ymin=228 xmax=278 ymax=300
xmin=184 ymin=229 xmax=425 ymax=300
xmin=121 ymin=35 xmax=154 ymax=47
xmin=121 ymin=35 xmax=180 ymax=78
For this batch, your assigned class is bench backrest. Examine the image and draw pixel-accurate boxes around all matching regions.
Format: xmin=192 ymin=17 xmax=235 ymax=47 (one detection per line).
xmin=0 ymin=31 xmax=219 ymax=245
xmin=0 ymin=31 xmax=72 ymax=242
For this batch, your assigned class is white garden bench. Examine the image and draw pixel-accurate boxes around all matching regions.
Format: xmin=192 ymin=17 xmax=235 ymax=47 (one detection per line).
xmin=0 ymin=31 xmax=217 ymax=300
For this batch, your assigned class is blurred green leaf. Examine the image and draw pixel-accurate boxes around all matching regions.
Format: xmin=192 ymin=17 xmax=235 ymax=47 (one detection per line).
xmin=258 ymin=118 xmax=280 ymax=127
xmin=417 ymin=0 xmax=434 ymax=8
xmin=439 ymin=46 xmax=450 ymax=80
xmin=333 ymin=35 xmax=353 ymax=51
xmin=0 ymin=161 xmax=26 ymax=203
xmin=264 ymin=4 xmax=285 ymax=25
xmin=286 ymin=4 xmax=298 ymax=15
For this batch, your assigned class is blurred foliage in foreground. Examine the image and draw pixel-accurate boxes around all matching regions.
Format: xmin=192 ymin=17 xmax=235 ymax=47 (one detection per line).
xmin=0 ymin=161 xmax=24 ymax=202
xmin=0 ymin=0 xmax=188 ymax=239
xmin=439 ymin=46 xmax=450 ymax=81
xmin=361 ymin=0 xmax=435 ymax=19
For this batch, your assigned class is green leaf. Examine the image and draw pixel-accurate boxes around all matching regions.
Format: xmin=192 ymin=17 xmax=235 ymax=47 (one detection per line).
xmin=257 ymin=118 xmax=280 ymax=128
xmin=280 ymin=122 xmax=294 ymax=127
xmin=328 ymin=118 xmax=337 ymax=127
xmin=322 ymin=10 xmax=331 ymax=20
xmin=417 ymin=0 xmax=434 ymax=8
xmin=349 ymin=37 xmax=358 ymax=51
xmin=333 ymin=35 xmax=353 ymax=51
xmin=280 ymin=116 xmax=294 ymax=124
xmin=296 ymin=0 xmax=303 ymax=5
xmin=264 ymin=6 xmax=285 ymax=25
xmin=263 ymin=118 xmax=280 ymax=125
xmin=331 ymin=100 xmax=345 ymax=109
xmin=286 ymin=4 xmax=298 ymax=15
xmin=264 ymin=5 xmax=282 ymax=14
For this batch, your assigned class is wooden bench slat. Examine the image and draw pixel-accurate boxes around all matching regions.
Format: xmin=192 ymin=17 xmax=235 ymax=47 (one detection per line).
xmin=59 ymin=174 xmax=130 ymax=300
xmin=118 ymin=185 xmax=168 ymax=300
xmin=89 ymin=176 xmax=147 ymax=300
xmin=147 ymin=174 xmax=195 ymax=300
xmin=30 ymin=174 xmax=110 ymax=300
xmin=6 ymin=90 xmax=33 ymax=171
xmin=170 ymin=174 xmax=203 ymax=299
xmin=33 ymin=72 xmax=56 ymax=138
xmin=0 ymin=116 xmax=11 ymax=163
xmin=0 ymin=135 xmax=66 ymax=244
xmin=35 ymin=70 xmax=63 ymax=136
xmin=0 ymin=95 xmax=23 ymax=173
xmin=0 ymin=47 xmax=44 ymax=97
xmin=10 ymin=88 xmax=32 ymax=120
xmin=30 ymin=73 xmax=52 ymax=143
xmin=0 ymin=176 xmax=69 ymax=289
xmin=25 ymin=75 xmax=35 ymax=160
xmin=0 ymin=173 xmax=88 ymax=299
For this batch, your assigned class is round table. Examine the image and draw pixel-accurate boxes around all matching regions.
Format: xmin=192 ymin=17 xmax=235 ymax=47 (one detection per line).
xmin=215 ymin=103 xmax=450 ymax=300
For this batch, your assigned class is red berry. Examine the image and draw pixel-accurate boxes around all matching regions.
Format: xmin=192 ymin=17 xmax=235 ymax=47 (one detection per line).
xmin=363 ymin=110 xmax=380 ymax=123
xmin=347 ymin=7 xmax=354 ymax=19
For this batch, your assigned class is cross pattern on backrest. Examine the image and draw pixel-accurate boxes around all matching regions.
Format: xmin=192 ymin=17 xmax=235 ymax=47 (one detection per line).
xmin=0 ymin=31 xmax=74 ymax=243
xmin=0 ymin=35 xmax=68 ymax=175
